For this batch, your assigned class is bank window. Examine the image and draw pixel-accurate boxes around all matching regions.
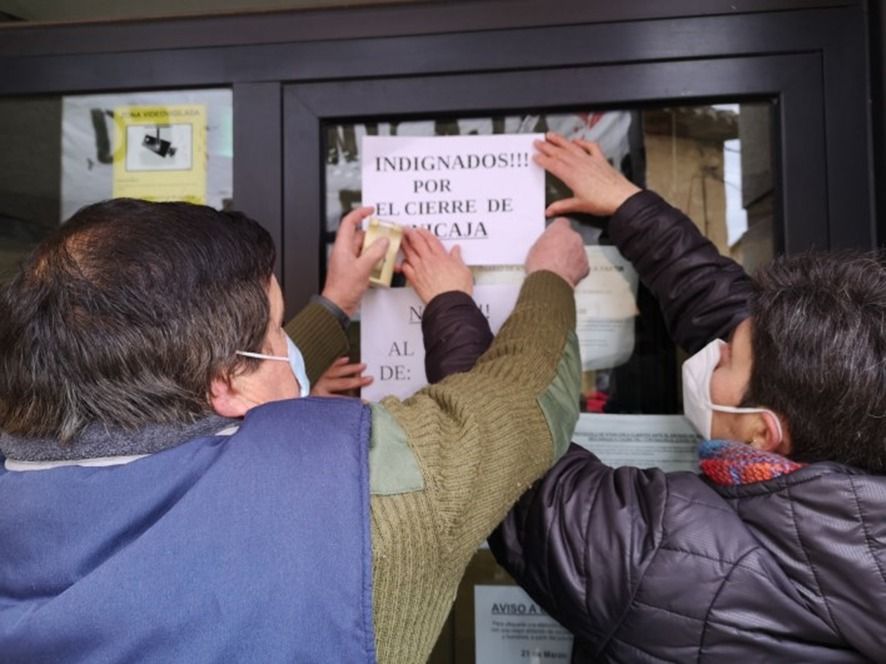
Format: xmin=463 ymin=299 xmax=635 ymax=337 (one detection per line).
xmin=323 ymin=103 xmax=774 ymax=418
xmin=0 ymin=88 xmax=232 ymax=284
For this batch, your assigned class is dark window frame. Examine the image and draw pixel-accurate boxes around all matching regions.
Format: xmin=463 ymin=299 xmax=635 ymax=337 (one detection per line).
xmin=283 ymin=53 xmax=825 ymax=309
xmin=0 ymin=1 xmax=873 ymax=314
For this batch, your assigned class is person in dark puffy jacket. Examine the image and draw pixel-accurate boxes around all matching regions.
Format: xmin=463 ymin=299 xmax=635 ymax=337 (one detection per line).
xmin=410 ymin=132 xmax=886 ymax=662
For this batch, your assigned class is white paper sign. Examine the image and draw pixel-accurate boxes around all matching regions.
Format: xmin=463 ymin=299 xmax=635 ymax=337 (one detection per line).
xmin=360 ymin=283 xmax=521 ymax=402
xmin=573 ymin=413 xmax=701 ymax=472
xmin=575 ymin=246 xmax=639 ymax=370
xmin=361 ymin=134 xmax=545 ymax=265
xmin=474 ymin=585 xmax=573 ymax=664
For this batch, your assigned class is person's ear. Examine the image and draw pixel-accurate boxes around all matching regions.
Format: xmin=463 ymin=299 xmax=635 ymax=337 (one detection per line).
xmin=747 ymin=411 xmax=791 ymax=456
xmin=209 ymin=374 xmax=250 ymax=418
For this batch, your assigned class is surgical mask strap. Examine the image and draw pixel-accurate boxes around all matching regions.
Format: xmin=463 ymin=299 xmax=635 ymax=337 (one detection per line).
xmin=234 ymin=340 xmax=312 ymax=399
xmin=709 ymin=403 xmax=784 ymax=444
xmin=235 ymin=351 xmax=288 ymax=362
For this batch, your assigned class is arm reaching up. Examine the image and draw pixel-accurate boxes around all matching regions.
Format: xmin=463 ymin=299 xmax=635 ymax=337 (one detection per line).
xmin=535 ymin=131 xmax=751 ymax=352
xmin=285 ymin=206 xmax=392 ymax=383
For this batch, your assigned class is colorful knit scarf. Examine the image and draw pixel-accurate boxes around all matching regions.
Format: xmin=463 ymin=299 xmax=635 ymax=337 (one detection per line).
xmin=698 ymin=439 xmax=805 ymax=487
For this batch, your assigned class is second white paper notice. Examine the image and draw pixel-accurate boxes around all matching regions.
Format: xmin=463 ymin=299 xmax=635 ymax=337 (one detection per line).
xmin=575 ymin=246 xmax=639 ymax=370
xmin=573 ymin=413 xmax=700 ymax=472
xmin=361 ymin=283 xmax=521 ymax=402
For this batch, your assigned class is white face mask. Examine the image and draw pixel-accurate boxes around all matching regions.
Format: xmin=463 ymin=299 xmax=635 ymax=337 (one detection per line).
xmin=682 ymin=338 xmax=783 ymax=442
xmin=235 ymin=335 xmax=311 ymax=398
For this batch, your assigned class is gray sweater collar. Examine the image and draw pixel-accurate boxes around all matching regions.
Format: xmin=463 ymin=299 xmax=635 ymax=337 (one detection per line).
xmin=0 ymin=415 xmax=236 ymax=463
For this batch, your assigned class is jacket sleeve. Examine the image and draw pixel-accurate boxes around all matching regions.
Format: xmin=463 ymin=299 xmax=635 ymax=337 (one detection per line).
xmin=422 ymin=291 xmax=494 ymax=384
xmin=283 ymin=301 xmax=349 ymax=384
xmin=488 ymin=443 xmax=669 ymax=648
xmin=609 ymin=190 xmax=753 ymax=353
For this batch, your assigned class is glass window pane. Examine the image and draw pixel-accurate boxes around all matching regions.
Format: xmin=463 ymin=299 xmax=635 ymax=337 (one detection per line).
xmin=0 ymin=97 xmax=62 ymax=283
xmin=323 ymin=103 xmax=774 ymax=414
xmin=643 ymin=104 xmax=774 ymax=272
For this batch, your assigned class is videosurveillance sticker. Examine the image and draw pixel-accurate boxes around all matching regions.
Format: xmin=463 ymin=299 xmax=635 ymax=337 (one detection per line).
xmin=112 ymin=105 xmax=207 ymax=204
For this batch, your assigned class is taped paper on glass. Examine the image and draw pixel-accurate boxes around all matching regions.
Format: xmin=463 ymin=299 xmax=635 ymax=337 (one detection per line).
xmin=470 ymin=247 xmax=639 ymax=370
xmin=324 ymin=111 xmax=632 ymax=236
xmin=573 ymin=413 xmax=700 ymax=472
xmin=360 ymin=283 xmax=521 ymax=402
xmin=471 ymin=264 xmax=525 ymax=286
xmin=360 ymin=134 xmax=545 ymax=265
xmin=575 ymin=246 xmax=639 ymax=370
xmin=474 ymin=585 xmax=573 ymax=664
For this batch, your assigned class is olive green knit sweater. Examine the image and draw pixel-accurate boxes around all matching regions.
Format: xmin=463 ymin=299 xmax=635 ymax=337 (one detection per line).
xmin=287 ymin=271 xmax=580 ymax=663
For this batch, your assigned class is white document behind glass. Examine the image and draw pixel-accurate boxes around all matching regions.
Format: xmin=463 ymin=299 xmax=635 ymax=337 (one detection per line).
xmin=361 ymin=134 xmax=545 ymax=265
xmin=575 ymin=246 xmax=639 ymax=370
xmin=573 ymin=413 xmax=701 ymax=473
xmin=361 ymin=283 xmax=521 ymax=402
xmin=474 ymin=585 xmax=573 ymax=664
xmin=471 ymin=264 xmax=525 ymax=286
xmin=472 ymin=246 xmax=640 ymax=371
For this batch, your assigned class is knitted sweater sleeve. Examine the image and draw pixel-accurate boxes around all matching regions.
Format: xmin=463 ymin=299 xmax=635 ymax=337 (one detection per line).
xmin=368 ymin=270 xmax=581 ymax=662
xmin=283 ymin=301 xmax=349 ymax=385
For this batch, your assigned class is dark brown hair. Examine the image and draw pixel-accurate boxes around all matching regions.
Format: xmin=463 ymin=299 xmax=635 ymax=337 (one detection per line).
xmin=744 ymin=251 xmax=886 ymax=473
xmin=0 ymin=198 xmax=276 ymax=440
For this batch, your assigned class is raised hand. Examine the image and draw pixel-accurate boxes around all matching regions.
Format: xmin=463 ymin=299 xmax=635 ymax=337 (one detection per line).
xmin=310 ymin=356 xmax=372 ymax=397
xmin=321 ymin=207 xmax=390 ymax=317
xmin=524 ymin=218 xmax=589 ymax=287
xmin=534 ymin=132 xmax=641 ymax=217
xmin=401 ymin=228 xmax=473 ymax=304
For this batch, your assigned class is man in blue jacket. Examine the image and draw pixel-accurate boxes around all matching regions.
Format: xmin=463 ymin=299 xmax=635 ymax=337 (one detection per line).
xmin=0 ymin=197 xmax=588 ymax=663
xmin=410 ymin=133 xmax=886 ymax=662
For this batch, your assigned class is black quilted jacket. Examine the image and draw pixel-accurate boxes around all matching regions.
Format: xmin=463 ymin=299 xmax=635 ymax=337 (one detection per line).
xmin=422 ymin=191 xmax=886 ymax=662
